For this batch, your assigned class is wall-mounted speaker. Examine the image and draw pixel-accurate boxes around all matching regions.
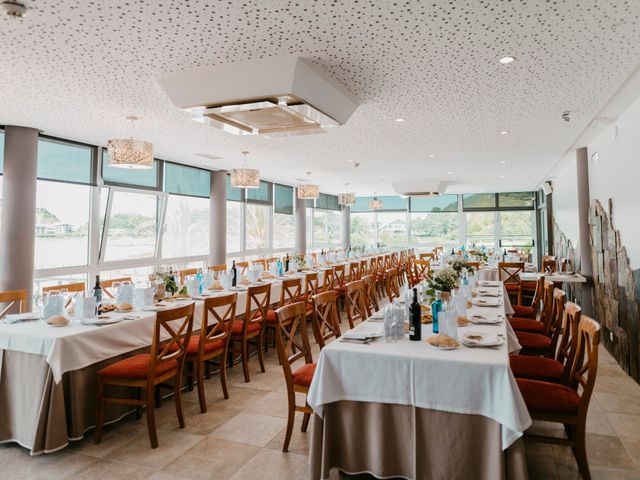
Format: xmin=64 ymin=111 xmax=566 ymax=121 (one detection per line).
xmin=541 ymin=181 xmax=553 ymax=195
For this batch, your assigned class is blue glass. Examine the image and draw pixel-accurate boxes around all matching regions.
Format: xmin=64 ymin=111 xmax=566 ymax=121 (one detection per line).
xmin=432 ymin=299 xmax=442 ymax=333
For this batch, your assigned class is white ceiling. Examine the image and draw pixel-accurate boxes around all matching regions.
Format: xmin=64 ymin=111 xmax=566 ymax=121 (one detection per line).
xmin=1 ymin=0 xmax=640 ymax=195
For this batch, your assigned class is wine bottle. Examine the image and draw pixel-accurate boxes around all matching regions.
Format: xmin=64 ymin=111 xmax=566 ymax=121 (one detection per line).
xmin=92 ymin=275 xmax=103 ymax=304
xmin=285 ymin=253 xmax=290 ymax=272
xmin=409 ymin=288 xmax=421 ymax=341
xmin=231 ymin=260 xmax=237 ymax=287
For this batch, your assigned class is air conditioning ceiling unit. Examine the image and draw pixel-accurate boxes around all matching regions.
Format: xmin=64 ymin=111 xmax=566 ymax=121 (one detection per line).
xmin=158 ymin=57 xmax=360 ymax=137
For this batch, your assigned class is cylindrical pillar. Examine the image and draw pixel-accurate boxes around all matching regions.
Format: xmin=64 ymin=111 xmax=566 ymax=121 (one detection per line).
xmin=576 ymin=148 xmax=593 ymax=276
xmin=341 ymin=206 xmax=351 ymax=250
xmin=0 ymin=126 xmax=39 ymax=308
xmin=209 ymin=170 xmax=227 ymax=265
xmin=294 ymin=191 xmax=307 ymax=255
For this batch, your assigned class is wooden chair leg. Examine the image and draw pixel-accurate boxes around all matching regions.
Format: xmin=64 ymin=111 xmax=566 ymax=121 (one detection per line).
xmin=187 ymin=360 xmax=195 ymax=392
xmin=94 ymin=379 xmax=105 ymax=444
xmin=257 ymin=332 xmax=266 ymax=373
xmin=574 ymin=422 xmax=591 ymax=480
xmin=220 ymin=356 xmax=229 ymax=399
xmin=283 ymin=401 xmax=295 ymax=452
xmin=174 ymin=371 xmax=186 ymax=428
xmin=241 ymin=338 xmax=250 ymax=383
xmin=136 ymin=388 xmax=142 ymax=420
xmin=196 ymin=360 xmax=207 ymax=414
xmin=301 ymin=412 xmax=310 ymax=432
xmin=146 ymin=384 xmax=159 ymax=449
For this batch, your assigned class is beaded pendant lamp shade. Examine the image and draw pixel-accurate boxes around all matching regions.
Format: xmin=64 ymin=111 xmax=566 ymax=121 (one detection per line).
xmin=338 ymin=183 xmax=355 ymax=206
xmin=230 ymin=151 xmax=260 ymax=188
xmin=297 ymin=184 xmax=320 ymax=200
xmin=369 ymin=194 xmax=383 ymax=210
xmin=107 ymin=116 xmax=153 ymax=169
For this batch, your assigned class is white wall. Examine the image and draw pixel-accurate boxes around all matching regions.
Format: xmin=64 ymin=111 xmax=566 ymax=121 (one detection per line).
xmin=551 ymin=153 xmax=580 ymax=246
xmin=589 ymin=95 xmax=640 ymax=269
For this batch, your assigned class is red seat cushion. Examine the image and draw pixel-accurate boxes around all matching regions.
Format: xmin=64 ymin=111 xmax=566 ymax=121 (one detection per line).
xmin=516 ymin=331 xmax=552 ymax=351
xmin=505 ymin=283 xmax=521 ymax=292
xmin=265 ymin=309 xmax=277 ymax=323
xmin=169 ymin=337 xmax=225 ymax=355
xmin=231 ymin=320 xmax=262 ymax=335
xmin=510 ymin=318 xmax=544 ymax=333
xmin=521 ymin=281 xmax=537 ymax=291
xmin=98 ymin=354 xmax=178 ymax=379
xmin=292 ymin=363 xmax=316 ymax=387
xmin=516 ymin=378 xmax=579 ymax=414
xmin=512 ymin=305 xmax=535 ymax=319
xmin=510 ymin=355 xmax=564 ymax=382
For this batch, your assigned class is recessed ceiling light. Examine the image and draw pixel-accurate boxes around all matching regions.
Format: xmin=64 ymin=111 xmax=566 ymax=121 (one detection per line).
xmin=499 ymin=160 xmax=507 ymax=164
xmin=500 ymin=130 xmax=509 ymax=135
xmin=428 ymin=153 xmax=436 ymax=158
xmin=395 ymin=118 xmax=405 ymax=123
xmin=347 ymin=159 xmax=354 ymax=163
xmin=447 ymin=171 xmax=453 ymax=175
xmin=380 ymin=174 xmax=386 ymax=178
xmin=500 ymin=175 xmax=505 ymax=178
xmin=499 ymin=56 xmax=516 ymax=64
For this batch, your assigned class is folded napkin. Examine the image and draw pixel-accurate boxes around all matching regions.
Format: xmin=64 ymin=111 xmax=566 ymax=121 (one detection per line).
xmin=47 ymin=314 xmax=71 ymax=326
xmin=426 ymin=334 xmax=459 ymax=349
xmin=209 ymin=280 xmax=224 ymax=290
xmin=472 ymin=298 xmax=502 ymax=307
xmin=239 ymin=276 xmax=250 ymax=285
xmin=462 ymin=332 xmax=502 ymax=347
xmin=261 ymin=272 xmax=275 ymax=279
xmin=478 ymin=280 xmax=501 ymax=287
xmin=477 ymin=289 xmax=500 ymax=297
xmin=4 ymin=312 xmax=41 ymax=323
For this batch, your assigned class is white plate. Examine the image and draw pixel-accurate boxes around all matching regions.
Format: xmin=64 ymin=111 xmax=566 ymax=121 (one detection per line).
xmin=83 ymin=317 xmax=124 ymax=326
xmin=468 ymin=315 xmax=502 ymax=325
xmin=472 ymin=298 xmax=502 ymax=307
xmin=461 ymin=333 xmax=505 ymax=348
xmin=478 ymin=281 xmax=501 ymax=287
xmin=114 ymin=308 xmax=135 ymax=313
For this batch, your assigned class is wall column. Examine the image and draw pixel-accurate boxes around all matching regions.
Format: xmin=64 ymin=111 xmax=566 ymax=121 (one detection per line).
xmin=0 ymin=126 xmax=39 ymax=308
xmin=576 ymin=147 xmax=594 ymax=315
xmin=209 ymin=170 xmax=227 ymax=265
xmin=294 ymin=190 xmax=307 ymax=254
xmin=341 ymin=206 xmax=351 ymax=250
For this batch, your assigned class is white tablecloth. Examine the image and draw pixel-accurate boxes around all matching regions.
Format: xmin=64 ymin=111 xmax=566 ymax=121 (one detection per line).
xmin=307 ymin=283 xmax=531 ymax=450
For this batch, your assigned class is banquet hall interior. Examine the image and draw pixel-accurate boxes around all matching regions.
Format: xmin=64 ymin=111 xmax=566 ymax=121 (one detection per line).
xmin=1 ymin=1 xmax=640 ymax=479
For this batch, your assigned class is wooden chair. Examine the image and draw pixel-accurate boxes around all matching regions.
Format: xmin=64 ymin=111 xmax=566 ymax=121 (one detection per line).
xmin=311 ymin=290 xmax=341 ymax=348
xmin=517 ymin=315 xmax=601 ymax=480
xmin=419 ymin=252 xmax=435 ymax=261
xmin=349 ymin=261 xmax=362 ymax=281
xmin=412 ymin=259 xmax=431 ymax=284
xmin=42 ymin=282 xmax=85 ymax=308
xmin=510 ymin=276 xmax=545 ymax=324
xmin=95 ymin=303 xmax=195 ymax=449
xmin=359 ymin=259 xmax=369 ymax=277
xmin=100 ymin=277 xmax=133 ymax=299
xmin=265 ymin=277 xmax=303 ymax=348
xmin=466 ymin=261 xmax=481 ymax=271
xmin=361 ymin=274 xmax=380 ymax=317
xmin=516 ymin=289 xmax=566 ymax=358
xmin=332 ymin=264 xmax=347 ymax=293
xmin=229 ymin=283 xmax=270 ymax=382
xmin=385 ymin=268 xmax=401 ymax=303
xmin=179 ymin=268 xmax=198 ymax=285
xmin=510 ymin=280 xmax=555 ymax=334
xmin=235 ymin=261 xmax=249 ymax=275
xmin=208 ymin=264 xmax=228 ymax=275
xmin=344 ymin=280 xmax=368 ymax=329
xmin=0 ymin=289 xmax=28 ymax=318
xmin=183 ymin=294 xmax=236 ymax=413
xmin=510 ymin=302 xmax=581 ymax=384
xmin=542 ymin=255 xmax=556 ymax=263
xmin=321 ymin=268 xmax=335 ymax=294
xmin=498 ymin=261 xmax=525 ymax=305
xmin=542 ymin=259 xmax=557 ymax=274
xmin=252 ymin=259 xmax=268 ymax=270
xmin=274 ymin=302 xmax=316 ymax=452
xmin=432 ymin=247 xmax=443 ymax=260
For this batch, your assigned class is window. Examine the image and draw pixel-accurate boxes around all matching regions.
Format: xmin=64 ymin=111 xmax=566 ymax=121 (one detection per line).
xmin=226 ymin=174 xmax=244 ymax=202
xmin=313 ymin=210 xmax=328 ymax=247
xmin=273 ymin=213 xmax=295 ymax=249
xmin=463 ymin=193 xmax=497 ymax=210
xmin=162 ymin=195 xmax=209 ymax=258
xmin=164 ymin=162 xmax=210 ymax=198
xmin=376 ymin=211 xmax=407 ymax=246
xmin=103 ymin=190 xmax=159 ymax=261
xmin=410 ymin=212 xmax=458 ymax=246
xmin=327 ymin=210 xmax=341 ymax=246
xmin=499 ymin=211 xmax=534 ymax=248
xmin=410 ymin=195 xmax=458 ymax=213
xmin=246 ymin=180 xmax=272 ymax=204
xmin=498 ymin=192 xmax=535 ymax=209
xmin=38 ymin=138 xmax=95 ymax=185
xmin=35 ymin=180 xmax=91 ymax=269
xmin=351 ymin=212 xmax=376 ymax=246
xmin=465 ymin=211 xmax=497 ymax=248
xmin=101 ymin=149 xmax=161 ymax=189
xmin=245 ymin=203 xmax=270 ymax=250
xmin=226 ymin=201 xmax=242 ymax=253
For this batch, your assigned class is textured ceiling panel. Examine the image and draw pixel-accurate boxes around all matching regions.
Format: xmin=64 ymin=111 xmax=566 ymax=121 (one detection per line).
xmin=0 ymin=0 xmax=639 ymax=194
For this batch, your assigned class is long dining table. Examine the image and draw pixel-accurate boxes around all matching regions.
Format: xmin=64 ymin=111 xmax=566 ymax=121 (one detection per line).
xmin=0 ymin=257 xmax=374 ymax=454
xmin=307 ymin=279 xmax=531 ymax=480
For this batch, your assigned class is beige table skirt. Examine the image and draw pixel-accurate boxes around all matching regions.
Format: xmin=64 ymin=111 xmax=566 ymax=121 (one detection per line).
xmin=0 ymin=348 xmax=146 ymax=455
xmin=310 ymin=401 xmax=528 ymax=480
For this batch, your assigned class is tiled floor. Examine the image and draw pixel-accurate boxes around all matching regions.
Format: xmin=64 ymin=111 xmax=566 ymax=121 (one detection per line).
xmin=2 ymin=336 xmax=640 ymax=479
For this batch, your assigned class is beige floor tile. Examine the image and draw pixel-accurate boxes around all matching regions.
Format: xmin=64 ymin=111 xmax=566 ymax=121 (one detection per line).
xmin=594 ymin=376 xmax=640 ymax=397
xmin=596 ymin=392 xmax=640 ymax=415
xmin=265 ymin=413 xmax=312 ymax=456
xmin=149 ymin=473 xmax=183 ymax=480
xmin=210 ymin=412 xmax=286 ymax=447
xmin=620 ymin=436 xmax=640 ymax=468
xmin=3 ymin=450 xmax=97 ymax=479
xmin=0 ymin=443 xmax=30 ymax=464
xmin=606 ymin=413 xmax=640 ymax=440
xmin=159 ymin=401 xmax=242 ymax=436
xmin=242 ymin=390 xmax=290 ymax=418
xmin=586 ymin=401 xmax=617 ymax=436
xmin=68 ymin=458 xmax=157 ymax=479
xmin=106 ymin=429 xmax=204 ymax=469
xmin=162 ymin=438 xmax=259 ymax=480
xmin=228 ymin=449 xmax=309 ymax=480
xmin=589 ymin=466 xmax=640 ymax=479
xmin=526 ymin=457 xmax=558 ymax=480
xmin=553 ymin=434 xmax=635 ymax=470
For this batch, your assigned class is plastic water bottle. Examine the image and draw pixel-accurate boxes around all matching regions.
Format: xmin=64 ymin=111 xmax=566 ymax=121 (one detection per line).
xmin=432 ymin=292 xmax=442 ymax=334
xmin=196 ymin=269 xmax=203 ymax=295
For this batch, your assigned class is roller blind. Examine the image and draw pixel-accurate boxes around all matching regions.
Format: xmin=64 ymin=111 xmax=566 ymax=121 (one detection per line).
xmin=274 ymin=184 xmax=294 ymax=214
xmin=226 ymin=173 xmax=244 ymax=201
xmin=246 ymin=180 xmax=273 ymax=204
xmin=410 ymin=195 xmax=458 ymax=212
xmin=164 ymin=162 xmax=210 ymax=198
xmin=315 ymin=193 xmax=340 ymax=211
xmin=38 ymin=138 xmax=95 ymax=185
